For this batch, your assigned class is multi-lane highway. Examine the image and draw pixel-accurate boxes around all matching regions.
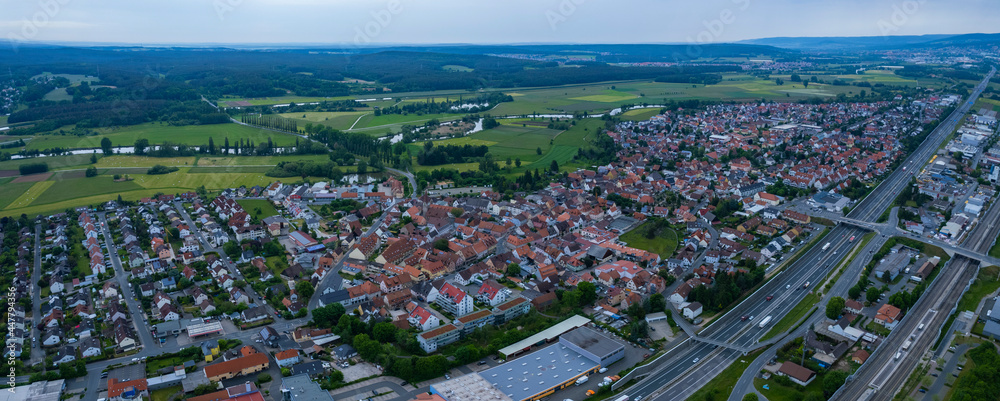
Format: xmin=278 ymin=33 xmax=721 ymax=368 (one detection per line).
xmin=835 ymin=177 xmax=1000 ymax=400
xmin=626 ymin=67 xmax=996 ymax=401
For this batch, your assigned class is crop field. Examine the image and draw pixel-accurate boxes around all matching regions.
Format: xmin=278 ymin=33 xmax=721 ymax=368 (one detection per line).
xmin=26 ymin=123 xmax=301 ymax=150
xmin=621 ymin=107 xmax=662 ymax=121
xmin=195 ymin=154 xmax=332 ymax=166
xmin=350 ymin=112 xmax=460 ymax=134
xmin=569 ymin=89 xmax=638 ymax=102
xmin=33 ymin=176 xmax=143 ymax=205
xmin=973 ymin=98 xmax=1000 ymax=113
xmin=0 ymin=181 xmax=36 ymax=209
xmin=8 ymin=181 xmax=55 ymax=209
xmin=97 ymin=156 xmax=197 ymax=168
xmin=426 ymin=137 xmax=498 ymax=147
xmin=31 ymin=72 xmax=99 ymax=85
xmin=277 ymin=111 xmax=368 ymax=130
xmin=130 ymin=169 xmax=277 ymax=190
xmin=0 ymin=115 xmax=7 ymax=125
xmin=218 ymin=95 xmax=353 ymax=107
xmin=0 ymin=154 xmax=96 ymax=174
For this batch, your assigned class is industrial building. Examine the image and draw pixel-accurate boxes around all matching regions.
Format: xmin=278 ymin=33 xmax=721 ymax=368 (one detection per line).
xmin=498 ymin=315 xmax=590 ymax=359
xmin=432 ymin=323 xmax=626 ymax=401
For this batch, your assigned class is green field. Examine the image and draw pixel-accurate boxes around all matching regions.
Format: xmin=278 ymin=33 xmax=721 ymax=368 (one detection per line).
xmin=973 ymin=98 xmax=1000 ymax=113
xmin=762 ymin=294 xmax=819 ymax=341
xmin=619 ymin=221 xmax=679 ymax=258
xmin=0 ymin=154 xmax=101 ymax=173
xmin=277 ymin=111 xmax=369 ymax=130
xmin=218 ymin=95 xmax=353 ymax=107
xmin=238 ymin=199 xmax=280 ymax=220
xmin=8 ymin=181 xmax=55 ymax=209
xmin=0 ymin=181 xmax=36 ymax=209
xmin=442 ymin=65 xmax=474 ymax=72
xmin=687 ymin=350 xmax=764 ymax=401
xmin=31 ymin=72 xmax=99 ymax=85
xmin=620 ymin=107 xmax=661 ymax=121
xmin=97 ymin=156 xmax=197 ymax=168
xmin=195 ymin=154 xmax=333 ymax=166
xmin=26 ymin=123 xmax=300 ymax=151
xmin=350 ymin=112 xmax=460 ymax=134
xmin=33 ymin=176 xmax=143 ymax=206
xmin=43 ymin=88 xmax=73 ymax=102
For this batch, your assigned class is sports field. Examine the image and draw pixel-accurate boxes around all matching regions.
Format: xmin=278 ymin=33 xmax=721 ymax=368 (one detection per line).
xmin=25 ymin=123 xmax=301 ymax=151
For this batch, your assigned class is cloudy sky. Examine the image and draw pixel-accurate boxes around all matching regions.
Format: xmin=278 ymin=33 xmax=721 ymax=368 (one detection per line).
xmin=1 ymin=0 xmax=996 ymax=45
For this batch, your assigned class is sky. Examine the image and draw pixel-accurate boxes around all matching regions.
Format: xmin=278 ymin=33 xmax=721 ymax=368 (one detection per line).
xmin=0 ymin=0 xmax=996 ymax=46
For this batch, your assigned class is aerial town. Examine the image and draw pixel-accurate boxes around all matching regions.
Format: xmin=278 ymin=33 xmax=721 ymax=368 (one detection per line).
xmin=4 ymin=7 xmax=1000 ymax=401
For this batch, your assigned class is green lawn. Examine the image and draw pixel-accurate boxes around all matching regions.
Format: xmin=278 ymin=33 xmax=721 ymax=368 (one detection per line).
xmin=619 ymin=221 xmax=678 ymax=258
xmin=25 ymin=122 xmax=300 ymax=150
xmin=42 ymin=88 xmax=73 ymax=102
xmin=150 ymin=385 xmax=183 ymax=401
xmin=620 ymin=107 xmax=661 ymax=121
xmin=754 ymin=373 xmax=827 ymax=401
xmin=217 ymin=95 xmax=353 ymax=107
xmin=957 ymin=265 xmax=1000 ymax=312
xmin=277 ymin=111 xmax=369 ymax=130
xmin=238 ymin=199 xmax=280 ymax=220
xmin=989 ymin=232 xmax=1000 ymax=258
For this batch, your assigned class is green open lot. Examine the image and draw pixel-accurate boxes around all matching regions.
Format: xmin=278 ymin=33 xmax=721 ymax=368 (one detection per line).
xmin=619 ymin=221 xmax=678 ymax=258
xmin=33 ymin=176 xmax=142 ymax=206
xmin=194 ymin=154 xmax=334 ymax=166
xmin=26 ymin=123 xmax=300 ymax=150
xmin=620 ymin=107 xmax=662 ymax=121
xmin=42 ymin=88 xmax=73 ymax=102
xmin=973 ymin=98 xmax=1000 ymax=113
xmin=237 ymin=199 xmax=280 ymax=220
xmin=762 ymin=293 xmax=819 ymax=341
xmin=687 ymin=350 xmax=764 ymax=401
xmin=150 ymin=385 xmax=183 ymax=401
xmin=97 ymin=156 xmax=197 ymax=168
xmin=350 ymin=112 xmax=460 ymax=134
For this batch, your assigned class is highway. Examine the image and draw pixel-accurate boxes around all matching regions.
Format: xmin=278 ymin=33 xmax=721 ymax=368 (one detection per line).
xmin=834 ymin=178 xmax=1000 ymax=400
xmin=627 ymin=67 xmax=996 ymax=401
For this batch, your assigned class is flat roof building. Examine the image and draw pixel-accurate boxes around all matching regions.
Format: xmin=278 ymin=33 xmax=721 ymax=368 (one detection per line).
xmin=498 ymin=315 xmax=590 ymax=359
xmin=432 ymin=341 xmax=600 ymax=401
xmin=558 ymin=326 xmax=626 ymax=367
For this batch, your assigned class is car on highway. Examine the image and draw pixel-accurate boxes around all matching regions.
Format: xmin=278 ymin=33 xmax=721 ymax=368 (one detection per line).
xmin=741 ymin=315 xmax=748 ymax=321
xmin=766 ymin=295 xmax=774 ymax=301
xmin=693 ymin=358 xmax=699 ymax=363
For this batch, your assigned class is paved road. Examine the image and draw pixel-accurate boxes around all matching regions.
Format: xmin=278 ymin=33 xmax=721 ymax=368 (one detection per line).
xmin=171 ymin=201 xmax=274 ymax=316
xmin=30 ymin=224 xmax=44 ymax=364
xmin=635 ymin=68 xmax=997 ymax=401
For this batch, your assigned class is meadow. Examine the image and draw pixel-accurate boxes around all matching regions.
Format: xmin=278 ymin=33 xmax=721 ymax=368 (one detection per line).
xmin=277 ymin=111 xmax=369 ymax=130
xmin=217 ymin=95 xmax=353 ymax=107
xmin=26 ymin=123 xmax=301 ymax=150
xmin=237 ymin=199 xmax=280 ymax=220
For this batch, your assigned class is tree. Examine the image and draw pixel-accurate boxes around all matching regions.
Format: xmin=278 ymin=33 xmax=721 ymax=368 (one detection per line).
xmin=224 ymin=137 xmax=230 ymax=155
xmin=866 ymin=288 xmax=880 ymax=304
xmin=577 ymin=281 xmax=597 ymax=305
xmin=134 ymin=138 xmax=149 ymax=155
xmin=434 ymin=238 xmax=449 ymax=251
xmin=85 ymin=166 xmax=98 ymax=177
xmin=313 ymin=304 xmax=346 ymax=328
xmin=208 ymin=137 xmax=216 ymax=155
xmin=826 ymin=296 xmax=845 ymax=319
xmin=823 ymin=370 xmax=849 ymax=397
xmin=536 ymin=147 xmax=542 ymax=155
xmin=550 ymin=160 xmax=559 ymax=172
xmin=848 ymin=285 xmax=862 ymax=300
xmin=373 ymin=322 xmax=397 ymax=343
xmin=515 ymin=157 xmax=521 ymax=167
xmin=357 ymin=159 xmax=368 ymax=174
xmin=506 ymin=263 xmax=520 ymax=277
xmin=450 ymin=208 xmax=464 ymax=218
xmin=222 ymin=241 xmax=241 ymax=257
xmin=803 ymin=393 xmax=824 ymax=401
xmin=742 ymin=394 xmax=759 ymax=401
xmin=295 ymin=281 xmax=315 ymax=300
xmin=90 ymin=153 xmax=97 ymax=164
xmin=101 ymin=137 xmax=113 ymax=156
xmin=257 ymin=373 xmax=272 ymax=383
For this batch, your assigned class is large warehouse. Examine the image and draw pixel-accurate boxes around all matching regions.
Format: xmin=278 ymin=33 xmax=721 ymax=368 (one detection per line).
xmin=431 ymin=325 xmax=626 ymax=401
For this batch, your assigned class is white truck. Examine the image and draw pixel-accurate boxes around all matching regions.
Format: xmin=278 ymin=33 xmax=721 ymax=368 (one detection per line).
xmin=759 ymin=316 xmax=773 ymax=328
xmin=895 ymin=352 xmax=902 ymax=360
xmin=575 ymin=376 xmax=588 ymax=386
xmin=822 ymin=242 xmax=831 ymax=251
xmin=902 ymin=340 xmax=912 ymax=351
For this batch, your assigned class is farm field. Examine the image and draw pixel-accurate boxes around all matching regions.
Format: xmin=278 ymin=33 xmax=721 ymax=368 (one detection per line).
xmin=0 ymin=154 xmax=96 ymax=172
xmin=195 ymin=154 xmax=333 ymax=166
xmin=30 ymin=72 xmax=99 ymax=85
xmin=97 ymin=156 xmax=197 ymax=168
xmin=237 ymin=199 xmax=280 ymax=220
xmin=25 ymin=123 xmax=301 ymax=150
xmin=0 ymin=180 xmax=36 ymax=209
xmin=218 ymin=95 xmax=353 ymax=107
xmin=620 ymin=107 xmax=662 ymax=121
xmin=130 ymin=168 xmax=278 ymax=190
xmin=0 ymin=115 xmax=7 ymax=125
xmin=973 ymin=98 xmax=1000 ymax=113
xmin=42 ymin=88 xmax=73 ymax=102
xmin=277 ymin=111 xmax=369 ymax=130
xmin=350 ymin=112 xmax=461 ymax=134
xmin=32 ymin=176 xmax=143 ymax=205
xmin=8 ymin=181 xmax=55 ymax=209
